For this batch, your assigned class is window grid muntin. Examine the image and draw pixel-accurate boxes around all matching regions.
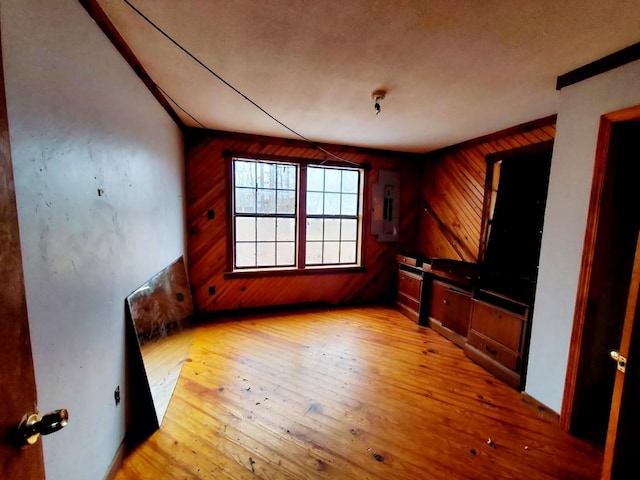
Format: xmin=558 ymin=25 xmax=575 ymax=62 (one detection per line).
xmin=232 ymin=158 xmax=362 ymax=271
xmin=233 ymin=158 xmax=298 ymax=269
xmin=305 ymin=166 xmax=361 ymax=266
xmin=305 ymin=216 xmax=359 ymax=266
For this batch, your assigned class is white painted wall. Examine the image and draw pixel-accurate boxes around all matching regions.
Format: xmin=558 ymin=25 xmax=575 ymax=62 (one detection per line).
xmin=526 ymin=60 xmax=640 ymax=412
xmin=1 ymin=1 xmax=185 ymax=479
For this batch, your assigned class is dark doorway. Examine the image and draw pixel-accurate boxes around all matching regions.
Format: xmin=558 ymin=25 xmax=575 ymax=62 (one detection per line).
xmin=568 ymin=119 xmax=640 ymax=445
xmin=479 ymin=142 xmax=553 ymax=305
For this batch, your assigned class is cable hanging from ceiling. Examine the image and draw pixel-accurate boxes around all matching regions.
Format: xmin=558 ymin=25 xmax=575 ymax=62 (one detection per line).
xmin=154 ymin=83 xmax=207 ymax=129
xmin=122 ymin=0 xmax=360 ymax=167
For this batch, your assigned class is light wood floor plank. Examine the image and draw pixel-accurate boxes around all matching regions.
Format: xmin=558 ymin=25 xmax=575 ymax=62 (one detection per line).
xmin=117 ymin=306 xmax=602 ymax=479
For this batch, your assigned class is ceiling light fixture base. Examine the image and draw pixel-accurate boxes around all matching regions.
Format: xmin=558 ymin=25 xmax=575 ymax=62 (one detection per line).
xmin=370 ymin=89 xmax=386 ymax=101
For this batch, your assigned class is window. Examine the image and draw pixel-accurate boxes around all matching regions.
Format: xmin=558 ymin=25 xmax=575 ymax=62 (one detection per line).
xmin=231 ymin=157 xmax=363 ymax=271
xmin=305 ymin=165 xmax=360 ymax=265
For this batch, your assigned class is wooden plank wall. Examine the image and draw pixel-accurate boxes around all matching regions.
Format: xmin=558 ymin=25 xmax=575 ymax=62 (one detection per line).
xmin=185 ymin=130 xmax=421 ymax=312
xmin=418 ymin=119 xmax=556 ymax=262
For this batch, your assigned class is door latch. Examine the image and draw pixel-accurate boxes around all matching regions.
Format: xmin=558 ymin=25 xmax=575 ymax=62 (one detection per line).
xmin=610 ymin=350 xmax=627 ymax=373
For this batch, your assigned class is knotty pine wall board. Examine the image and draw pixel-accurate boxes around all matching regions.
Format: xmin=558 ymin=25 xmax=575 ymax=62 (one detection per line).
xmin=418 ymin=122 xmax=556 ymax=262
xmin=185 ymin=130 xmax=421 ymax=312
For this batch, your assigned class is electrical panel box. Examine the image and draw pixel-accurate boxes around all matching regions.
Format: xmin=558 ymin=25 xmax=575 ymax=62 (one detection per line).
xmin=371 ymin=170 xmax=399 ymax=242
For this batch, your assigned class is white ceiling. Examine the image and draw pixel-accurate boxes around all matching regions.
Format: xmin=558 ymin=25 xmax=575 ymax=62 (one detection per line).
xmin=95 ymin=0 xmax=640 ymax=153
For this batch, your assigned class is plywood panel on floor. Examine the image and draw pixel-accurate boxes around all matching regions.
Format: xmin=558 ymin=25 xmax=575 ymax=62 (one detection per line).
xmin=116 ymin=306 xmax=601 ymax=480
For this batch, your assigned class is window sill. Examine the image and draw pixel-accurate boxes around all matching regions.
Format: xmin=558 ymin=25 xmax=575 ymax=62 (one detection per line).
xmin=224 ymin=266 xmax=366 ymax=279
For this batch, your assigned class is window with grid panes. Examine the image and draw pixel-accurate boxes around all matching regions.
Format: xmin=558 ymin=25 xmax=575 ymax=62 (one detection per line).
xmin=231 ymin=157 xmax=363 ymax=271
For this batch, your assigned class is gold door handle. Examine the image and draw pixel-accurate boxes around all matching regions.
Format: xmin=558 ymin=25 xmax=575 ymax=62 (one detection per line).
xmin=610 ymin=350 xmax=627 ymax=373
xmin=18 ymin=409 xmax=69 ymax=446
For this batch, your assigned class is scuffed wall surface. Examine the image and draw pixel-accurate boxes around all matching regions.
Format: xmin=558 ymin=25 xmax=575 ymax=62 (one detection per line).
xmin=0 ymin=0 xmax=185 ymax=478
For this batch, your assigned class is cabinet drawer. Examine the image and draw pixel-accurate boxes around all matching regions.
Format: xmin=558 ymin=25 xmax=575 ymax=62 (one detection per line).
xmin=467 ymin=331 xmax=518 ymax=371
xmin=397 ymin=293 xmax=420 ymax=313
xmin=398 ymin=271 xmax=422 ymax=301
xmin=470 ymin=300 xmax=523 ymax=352
xmin=429 ymin=281 xmax=472 ymax=336
xmin=396 ymin=254 xmax=420 ymax=267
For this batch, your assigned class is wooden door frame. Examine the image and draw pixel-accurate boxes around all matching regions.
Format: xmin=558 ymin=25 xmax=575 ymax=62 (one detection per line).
xmin=0 ymin=26 xmax=46 ymax=478
xmin=560 ymin=104 xmax=640 ymax=431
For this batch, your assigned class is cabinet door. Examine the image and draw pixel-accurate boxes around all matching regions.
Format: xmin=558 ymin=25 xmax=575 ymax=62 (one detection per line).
xmin=430 ymin=281 xmax=472 ymax=336
xmin=398 ymin=271 xmax=422 ymax=302
xmin=396 ymin=269 xmax=423 ymax=323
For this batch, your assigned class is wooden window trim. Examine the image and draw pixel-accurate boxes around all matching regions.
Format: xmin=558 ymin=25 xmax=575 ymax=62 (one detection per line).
xmin=226 ymin=153 xmax=365 ymax=274
xmin=223 ymin=150 xmax=371 ymax=170
xmin=224 ymin=265 xmax=366 ymax=279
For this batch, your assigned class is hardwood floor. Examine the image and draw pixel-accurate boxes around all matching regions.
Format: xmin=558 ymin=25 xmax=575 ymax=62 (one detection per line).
xmin=116 ymin=306 xmax=602 ymax=479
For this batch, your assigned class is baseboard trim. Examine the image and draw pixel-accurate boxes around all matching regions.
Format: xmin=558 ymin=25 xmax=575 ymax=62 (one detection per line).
xmin=521 ymin=392 xmax=560 ymax=424
xmin=103 ymin=438 xmax=127 ymax=480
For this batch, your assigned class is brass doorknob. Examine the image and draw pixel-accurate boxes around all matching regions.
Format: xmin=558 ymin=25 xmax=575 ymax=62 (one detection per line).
xmin=610 ymin=350 xmax=627 ymax=373
xmin=18 ymin=409 xmax=69 ymax=446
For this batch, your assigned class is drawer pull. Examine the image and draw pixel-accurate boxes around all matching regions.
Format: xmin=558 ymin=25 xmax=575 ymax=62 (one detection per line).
xmin=443 ymin=299 xmax=449 ymax=305
xmin=485 ymin=345 xmax=498 ymax=355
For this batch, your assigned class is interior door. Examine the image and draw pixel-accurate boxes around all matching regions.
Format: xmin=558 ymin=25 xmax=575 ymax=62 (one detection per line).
xmin=0 ymin=34 xmax=45 ymax=479
xmin=601 ymin=230 xmax=640 ymax=479
xmin=561 ymin=109 xmax=640 ymax=445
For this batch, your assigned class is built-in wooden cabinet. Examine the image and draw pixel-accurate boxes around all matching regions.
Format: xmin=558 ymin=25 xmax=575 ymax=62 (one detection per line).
xmin=395 ymin=255 xmax=533 ymax=390
xmin=395 ymin=256 xmax=425 ymax=323
xmin=464 ymin=290 xmax=530 ymax=388
xmin=394 ymin=143 xmax=551 ymax=390
xmin=427 ymin=280 xmax=472 ymax=348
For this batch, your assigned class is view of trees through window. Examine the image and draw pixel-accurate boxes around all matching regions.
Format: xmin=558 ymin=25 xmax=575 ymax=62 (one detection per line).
xmin=232 ymin=158 xmax=362 ymax=270
xmin=305 ymin=166 xmax=360 ymax=265
xmin=234 ymin=159 xmax=297 ymax=268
